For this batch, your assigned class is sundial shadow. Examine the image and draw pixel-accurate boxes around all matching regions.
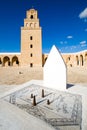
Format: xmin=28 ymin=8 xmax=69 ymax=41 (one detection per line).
xmin=67 ymin=84 xmax=74 ymax=89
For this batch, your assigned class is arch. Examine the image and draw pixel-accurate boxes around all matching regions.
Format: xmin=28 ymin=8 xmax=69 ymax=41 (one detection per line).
xmin=34 ymin=23 xmax=38 ymax=28
xmin=85 ymin=53 xmax=87 ymax=59
xmin=30 ymin=15 xmax=33 ymax=19
xmin=66 ymin=56 xmax=71 ymax=63
xmin=68 ymin=57 xmax=70 ymax=61
xmin=85 ymin=53 xmax=87 ymax=66
xmin=45 ymin=57 xmax=47 ymax=62
xmin=0 ymin=58 xmax=2 ymax=66
xmin=76 ymin=56 xmax=79 ymax=66
xmin=12 ymin=56 xmax=19 ymax=66
xmin=3 ymin=56 xmax=10 ymax=66
xmin=26 ymin=23 xmax=28 ymax=27
xmin=30 ymin=23 xmax=34 ymax=28
xmin=80 ymin=55 xmax=84 ymax=66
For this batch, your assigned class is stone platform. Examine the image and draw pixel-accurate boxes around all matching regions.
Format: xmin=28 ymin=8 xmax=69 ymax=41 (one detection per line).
xmin=3 ymin=84 xmax=82 ymax=130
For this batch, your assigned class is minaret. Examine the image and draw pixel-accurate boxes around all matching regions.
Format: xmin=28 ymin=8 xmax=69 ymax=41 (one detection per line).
xmin=21 ymin=9 xmax=42 ymax=67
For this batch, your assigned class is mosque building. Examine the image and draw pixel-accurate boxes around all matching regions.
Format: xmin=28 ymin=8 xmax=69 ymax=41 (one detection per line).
xmin=0 ymin=8 xmax=87 ymax=67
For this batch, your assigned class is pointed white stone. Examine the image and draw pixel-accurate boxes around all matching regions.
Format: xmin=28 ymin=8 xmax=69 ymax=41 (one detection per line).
xmin=43 ymin=45 xmax=66 ymax=90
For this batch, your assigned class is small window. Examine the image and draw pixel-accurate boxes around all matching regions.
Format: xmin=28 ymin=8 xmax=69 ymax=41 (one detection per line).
xmin=30 ymin=36 xmax=33 ymax=40
xmin=30 ymin=44 xmax=33 ymax=48
xmin=30 ymin=15 xmax=33 ymax=19
xmin=30 ymin=63 xmax=33 ymax=67
xmin=30 ymin=53 xmax=33 ymax=57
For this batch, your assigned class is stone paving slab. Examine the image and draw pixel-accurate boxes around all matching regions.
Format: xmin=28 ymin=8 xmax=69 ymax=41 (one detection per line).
xmin=0 ymin=100 xmax=55 ymax=130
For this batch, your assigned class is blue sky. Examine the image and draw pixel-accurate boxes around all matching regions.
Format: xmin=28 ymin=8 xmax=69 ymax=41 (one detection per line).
xmin=0 ymin=0 xmax=87 ymax=53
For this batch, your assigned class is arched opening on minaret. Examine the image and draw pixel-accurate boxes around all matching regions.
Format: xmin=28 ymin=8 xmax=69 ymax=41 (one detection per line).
xmin=76 ymin=56 xmax=79 ymax=66
xmin=34 ymin=23 xmax=38 ymax=28
xmin=30 ymin=15 xmax=33 ymax=19
xmin=12 ymin=56 xmax=19 ymax=66
xmin=3 ymin=56 xmax=10 ymax=67
xmin=26 ymin=23 xmax=28 ymax=27
xmin=30 ymin=23 xmax=33 ymax=28
xmin=80 ymin=55 xmax=84 ymax=66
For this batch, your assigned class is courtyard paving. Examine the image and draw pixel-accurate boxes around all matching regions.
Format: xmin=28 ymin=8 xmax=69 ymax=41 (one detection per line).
xmin=0 ymin=80 xmax=86 ymax=130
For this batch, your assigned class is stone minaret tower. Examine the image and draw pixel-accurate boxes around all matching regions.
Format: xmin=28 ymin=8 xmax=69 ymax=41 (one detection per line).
xmin=21 ymin=9 xmax=42 ymax=67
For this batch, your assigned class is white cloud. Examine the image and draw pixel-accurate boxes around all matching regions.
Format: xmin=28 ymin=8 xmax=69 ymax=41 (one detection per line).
xmin=81 ymin=44 xmax=87 ymax=47
xmin=67 ymin=36 xmax=73 ymax=39
xmin=80 ymin=40 xmax=87 ymax=47
xmin=80 ymin=40 xmax=86 ymax=45
xmin=60 ymin=41 xmax=67 ymax=44
xmin=70 ymin=45 xmax=77 ymax=50
xmin=79 ymin=8 xmax=87 ymax=19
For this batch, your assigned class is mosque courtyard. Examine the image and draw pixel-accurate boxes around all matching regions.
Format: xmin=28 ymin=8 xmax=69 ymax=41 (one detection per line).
xmin=0 ymin=67 xmax=87 ymax=130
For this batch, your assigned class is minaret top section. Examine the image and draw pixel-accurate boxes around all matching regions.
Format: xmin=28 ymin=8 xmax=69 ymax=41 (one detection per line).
xmin=26 ymin=9 xmax=38 ymax=19
xmin=22 ymin=8 xmax=41 ymax=29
